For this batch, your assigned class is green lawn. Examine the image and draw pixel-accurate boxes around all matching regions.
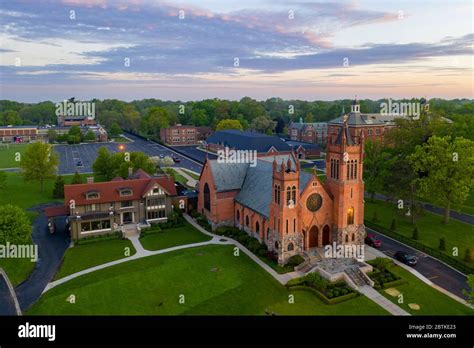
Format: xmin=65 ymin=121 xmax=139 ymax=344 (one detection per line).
xmin=53 ymin=238 xmax=136 ymax=280
xmin=376 ymin=263 xmax=473 ymax=315
xmin=419 ymin=191 xmax=474 ymax=216
xmin=164 ymin=168 xmax=192 ymax=188
xmin=0 ymin=237 xmax=36 ymax=287
xmin=365 ymin=199 xmax=474 ymax=268
xmin=110 ymin=136 xmax=131 ymax=143
xmin=0 ymin=143 xmax=28 ymax=168
xmin=181 ymin=168 xmax=200 ymax=180
xmin=140 ymin=223 xmax=212 ymax=251
xmin=28 ymin=245 xmax=388 ymax=315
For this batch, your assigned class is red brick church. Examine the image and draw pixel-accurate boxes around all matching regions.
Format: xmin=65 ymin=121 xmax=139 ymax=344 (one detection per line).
xmin=198 ymin=118 xmax=366 ymax=265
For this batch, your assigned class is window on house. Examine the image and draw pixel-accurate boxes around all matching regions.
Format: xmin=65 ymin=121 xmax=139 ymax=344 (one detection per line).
xmin=204 ymin=183 xmax=211 ymax=211
xmin=256 ymin=221 xmax=260 ymax=234
xmin=246 ymin=215 xmax=249 ymax=227
xmin=119 ymin=188 xmax=132 ymax=197
xmin=121 ymin=200 xmax=133 ymax=208
xmin=86 ymin=191 xmax=99 ymax=200
xmin=347 ymin=207 xmax=354 ymax=225
xmin=236 ymin=210 xmax=240 ymax=222
xmin=291 ymin=186 xmax=296 ymax=204
xmin=287 ymin=243 xmax=294 ymax=251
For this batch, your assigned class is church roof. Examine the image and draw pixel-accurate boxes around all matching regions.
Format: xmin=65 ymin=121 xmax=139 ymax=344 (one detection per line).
xmin=334 ymin=125 xmax=355 ymax=145
xmin=209 ymin=161 xmax=249 ymax=192
xmin=231 ymin=157 xmax=313 ymax=218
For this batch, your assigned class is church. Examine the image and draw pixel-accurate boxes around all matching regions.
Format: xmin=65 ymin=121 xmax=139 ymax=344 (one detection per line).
xmin=197 ymin=108 xmax=366 ymax=265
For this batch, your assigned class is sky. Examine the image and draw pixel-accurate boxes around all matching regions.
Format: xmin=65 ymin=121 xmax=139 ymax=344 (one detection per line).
xmin=0 ymin=0 xmax=473 ymax=102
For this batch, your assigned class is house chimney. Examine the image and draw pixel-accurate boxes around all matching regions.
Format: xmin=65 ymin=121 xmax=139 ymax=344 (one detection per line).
xmin=86 ymin=177 xmax=94 ymax=184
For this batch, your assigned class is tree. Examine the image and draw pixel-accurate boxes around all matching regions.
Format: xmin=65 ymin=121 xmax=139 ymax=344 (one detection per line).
xmin=92 ymin=147 xmax=114 ymax=181
xmin=84 ymin=130 xmax=96 ymax=142
xmin=0 ymin=171 xmax=6 ymax=191
xmin=250 ymin=115 xmax=276 ymax=134
xmin=116 ymin=152 xmax=156 ymax=178
xmin=409 ymin=136 xmax=474 ymax=224
xmin=71 ymin=171 xmax=83 ymax=184
xmin=190 ymin=109 xmax=208 ymax=126
xmin=0 ymin=204 xmax=31 ymax=244
xmin=52 ymin=176 xmax=65 ymax=198
xmin=109 ymin=123 xmax=122 ymax=137
xmin=20 ymin=142 xmax=59 ymax=192
xmin=68 ymin=125 xmax=82 ymax=138
xmin=216 ymin=119 xmax=243 ymax=131
xmin=47 ymin=129 xmax=57 ymax=143
xmin=141 ymin=107 xmax=170 ymax=139
xmin=0 ymin=110 xmax=22 ymax=125
xmin=463 ymin=275 xmax=474 ymax=304
xmin=363 ymin=140 xmax=395 ymax=200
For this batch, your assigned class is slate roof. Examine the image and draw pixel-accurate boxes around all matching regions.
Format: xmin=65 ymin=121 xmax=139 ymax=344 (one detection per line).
xmin=289 ymin=122 xmax=327 ymax=130
xmin=334 ymin=125 xmax=355 ymax=145
xmin=209 ymin=161 xmax=249 ymax=192
xmin=224 ymin=156 xmax=314 ymax=218
xmin=328 ymin=112 xmax=402 ymax=126
xmin=206 ymin=130 xmax=291 ymax=153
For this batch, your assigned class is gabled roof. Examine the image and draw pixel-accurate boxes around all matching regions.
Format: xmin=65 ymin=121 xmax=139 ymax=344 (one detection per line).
xmin=209 ymin=161 xmax=248 ymax=192
xmin=334 ymin=125 xmax=355 ymax=145
xmin=232 ymin=155 xmax=313 ymax=218
xmin=64 ymin=171 xmax=176 ymax=206
xmin=206 ymin=130 xmax=291 ymax=153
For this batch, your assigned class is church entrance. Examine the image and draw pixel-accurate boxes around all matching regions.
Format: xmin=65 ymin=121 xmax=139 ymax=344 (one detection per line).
xmin=308 ymin=226 xmax=319 ymax=248
xmin=322 ymin=225 xmax=331 ymax=245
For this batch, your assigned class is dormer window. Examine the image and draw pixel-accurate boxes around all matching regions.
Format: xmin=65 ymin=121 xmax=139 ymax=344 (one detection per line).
xmin=85 ymin=191 xmax=100 ymax=200
xmin=119 ymin=188 xmax=133 ymax=197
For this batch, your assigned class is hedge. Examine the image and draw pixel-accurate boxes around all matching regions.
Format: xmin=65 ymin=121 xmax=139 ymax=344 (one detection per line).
xmin=365 ymin=220 xmax=474 ymax=275
xmin=287 ymin=285 xmax=359 ymax=305
xmin=76 ymin=231 xmax=122 ymax=245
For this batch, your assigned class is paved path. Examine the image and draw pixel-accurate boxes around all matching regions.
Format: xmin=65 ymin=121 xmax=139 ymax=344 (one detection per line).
xmin=172 ymin=167 xmax=198 ymax=188
xmin=0 ymin=269 xmax=21 ymax=315
xmin=14 ymin=203 xmax=70 ymax=312
xmin=358 ymin=285 xmax=410 ymax=316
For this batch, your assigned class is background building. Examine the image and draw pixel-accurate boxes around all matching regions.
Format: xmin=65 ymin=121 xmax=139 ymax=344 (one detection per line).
xmin=160 ymin=125 xmax=212 ymax=145
xmin=288 ymin=119 xmax=328 ymax=144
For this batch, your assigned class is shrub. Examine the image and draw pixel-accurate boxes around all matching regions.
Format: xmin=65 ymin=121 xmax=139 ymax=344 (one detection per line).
xmin=190 ymin=209 xmax=199 ymax=218
xmin=370 ymin=257 xmax=392 ymax=271
xmin=412 ymin=226 xmax=419 ymax=240
xmin=390 ymin=218 xmax=397 ymax=231
xmin=439 ymin=237 xmax=446 ymax=251
xmin=287 ymin=254 xmax=305 ymax=267
xmin=465 ymin=248 xmax=473 ymax=263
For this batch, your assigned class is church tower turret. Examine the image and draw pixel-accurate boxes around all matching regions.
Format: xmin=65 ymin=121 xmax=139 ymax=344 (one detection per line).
xmin=325 ymin=117 xmax=365 ymax=246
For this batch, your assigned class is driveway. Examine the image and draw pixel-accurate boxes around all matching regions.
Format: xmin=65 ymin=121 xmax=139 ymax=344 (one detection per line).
xmin=368 ymin=228 xmax=470 ymax=299
xmin=14 ymin=203 xmax=70 ymax=312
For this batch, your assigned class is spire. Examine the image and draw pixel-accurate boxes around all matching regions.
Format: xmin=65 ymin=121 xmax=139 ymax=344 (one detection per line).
xmin=281 ymin=160 xmax=286 ymax=173
xmin=287 ymin=156 xmax=292 ymax=171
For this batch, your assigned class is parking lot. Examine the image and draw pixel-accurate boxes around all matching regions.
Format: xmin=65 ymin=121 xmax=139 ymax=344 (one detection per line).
xmin=54 ymin=133 xmax=203 ymax=175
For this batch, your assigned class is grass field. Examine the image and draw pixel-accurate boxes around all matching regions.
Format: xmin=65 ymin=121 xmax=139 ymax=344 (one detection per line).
xmin=0 ymin=143 xmax=28 ymax=168
xmin=28 ymin=245 xmax=389 ymax=315
xmin=53 ymin=238 xmax=136 ymax=280
xmin=140 ymin=223 xmax=212 ymax=251
xmin=365 ymin=199 xmax=474 ymax=268
xmin=376 ymin=263 xmax=473 ymax=315
xmin=0 ymin=236 xmax=36 ymax=287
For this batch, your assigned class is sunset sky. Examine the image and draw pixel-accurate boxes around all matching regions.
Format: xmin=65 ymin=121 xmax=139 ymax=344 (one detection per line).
xmin=0 ymin=0 xmax=472 ymax=102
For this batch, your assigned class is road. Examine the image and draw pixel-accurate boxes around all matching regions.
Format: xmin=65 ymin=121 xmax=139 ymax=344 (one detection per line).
xmin=367 ymin=228 xmax=470 ymax=299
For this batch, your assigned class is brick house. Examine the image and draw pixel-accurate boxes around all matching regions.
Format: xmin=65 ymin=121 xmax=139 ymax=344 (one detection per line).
xmin=288 ymin=120 xmax=328 ymax=144
xmin=47 ymin=169 xmax=183 ymax=240
xmin=160 ymin=125 xmax=212 ymax=145
xmin=197 ymin=120 xmax=365 ymax=265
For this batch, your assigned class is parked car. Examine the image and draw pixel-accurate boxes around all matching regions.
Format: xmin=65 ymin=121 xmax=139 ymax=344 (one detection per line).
xmin=394 ymin=251 xmax=418 ymax=266
xmin=365 ymin=233 xmax=382 ymax=248
xmin=159 ymin=154 xmax=164 ymax=158
xmin=172 ymin=156 xmax=181 ymax=163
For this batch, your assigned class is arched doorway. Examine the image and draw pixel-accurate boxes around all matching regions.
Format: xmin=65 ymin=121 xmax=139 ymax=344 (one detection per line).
xmin=308 ymin=226 xmax=319 ymax=248
xmin=322 ymin=225 xmax=331 ymax=245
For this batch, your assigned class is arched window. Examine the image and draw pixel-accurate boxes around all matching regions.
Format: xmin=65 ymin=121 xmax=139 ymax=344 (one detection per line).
xmin=347 ymin=161 xmax=350 ymax=179
xmin=236 ymin=210 xmax=240 ymax=223
xmin=336 ymin=160 xmax=340 ymax=179
xmin=288 ymin=243 xmax=294 ymax=251
xmin=276 ymin=185 xmax=281 ymax=205
xmin=354 ymin=161 xmax=357 ymax=179
xmin=256 ymin=221 xmax=260 ymax=234
xmin=293 ymin=218 xmax=296 ymax=233
xmin=274 ymin=184 xmax=278 ymax=203
xmin=274 ymin=241 xmax=279 ymax=249
xmin=286 ymin=219 xmax=288 ymax=234
xmin=345 ymin=235 xmax=349 ymax=243
xmin=351 ymin=233 xmax=355 ymax=242
xmin=286 ymin=186 xmax=291 ymax=205
xmin=347 ymin=207 xmax=354 ymax=225
xmin=291 ymin=185 xmax=296 ymax=204
xmin=246 ymin=215 xmax=249 ymax=227
xmin=204 ymin=183 xmax=211 ymax=211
